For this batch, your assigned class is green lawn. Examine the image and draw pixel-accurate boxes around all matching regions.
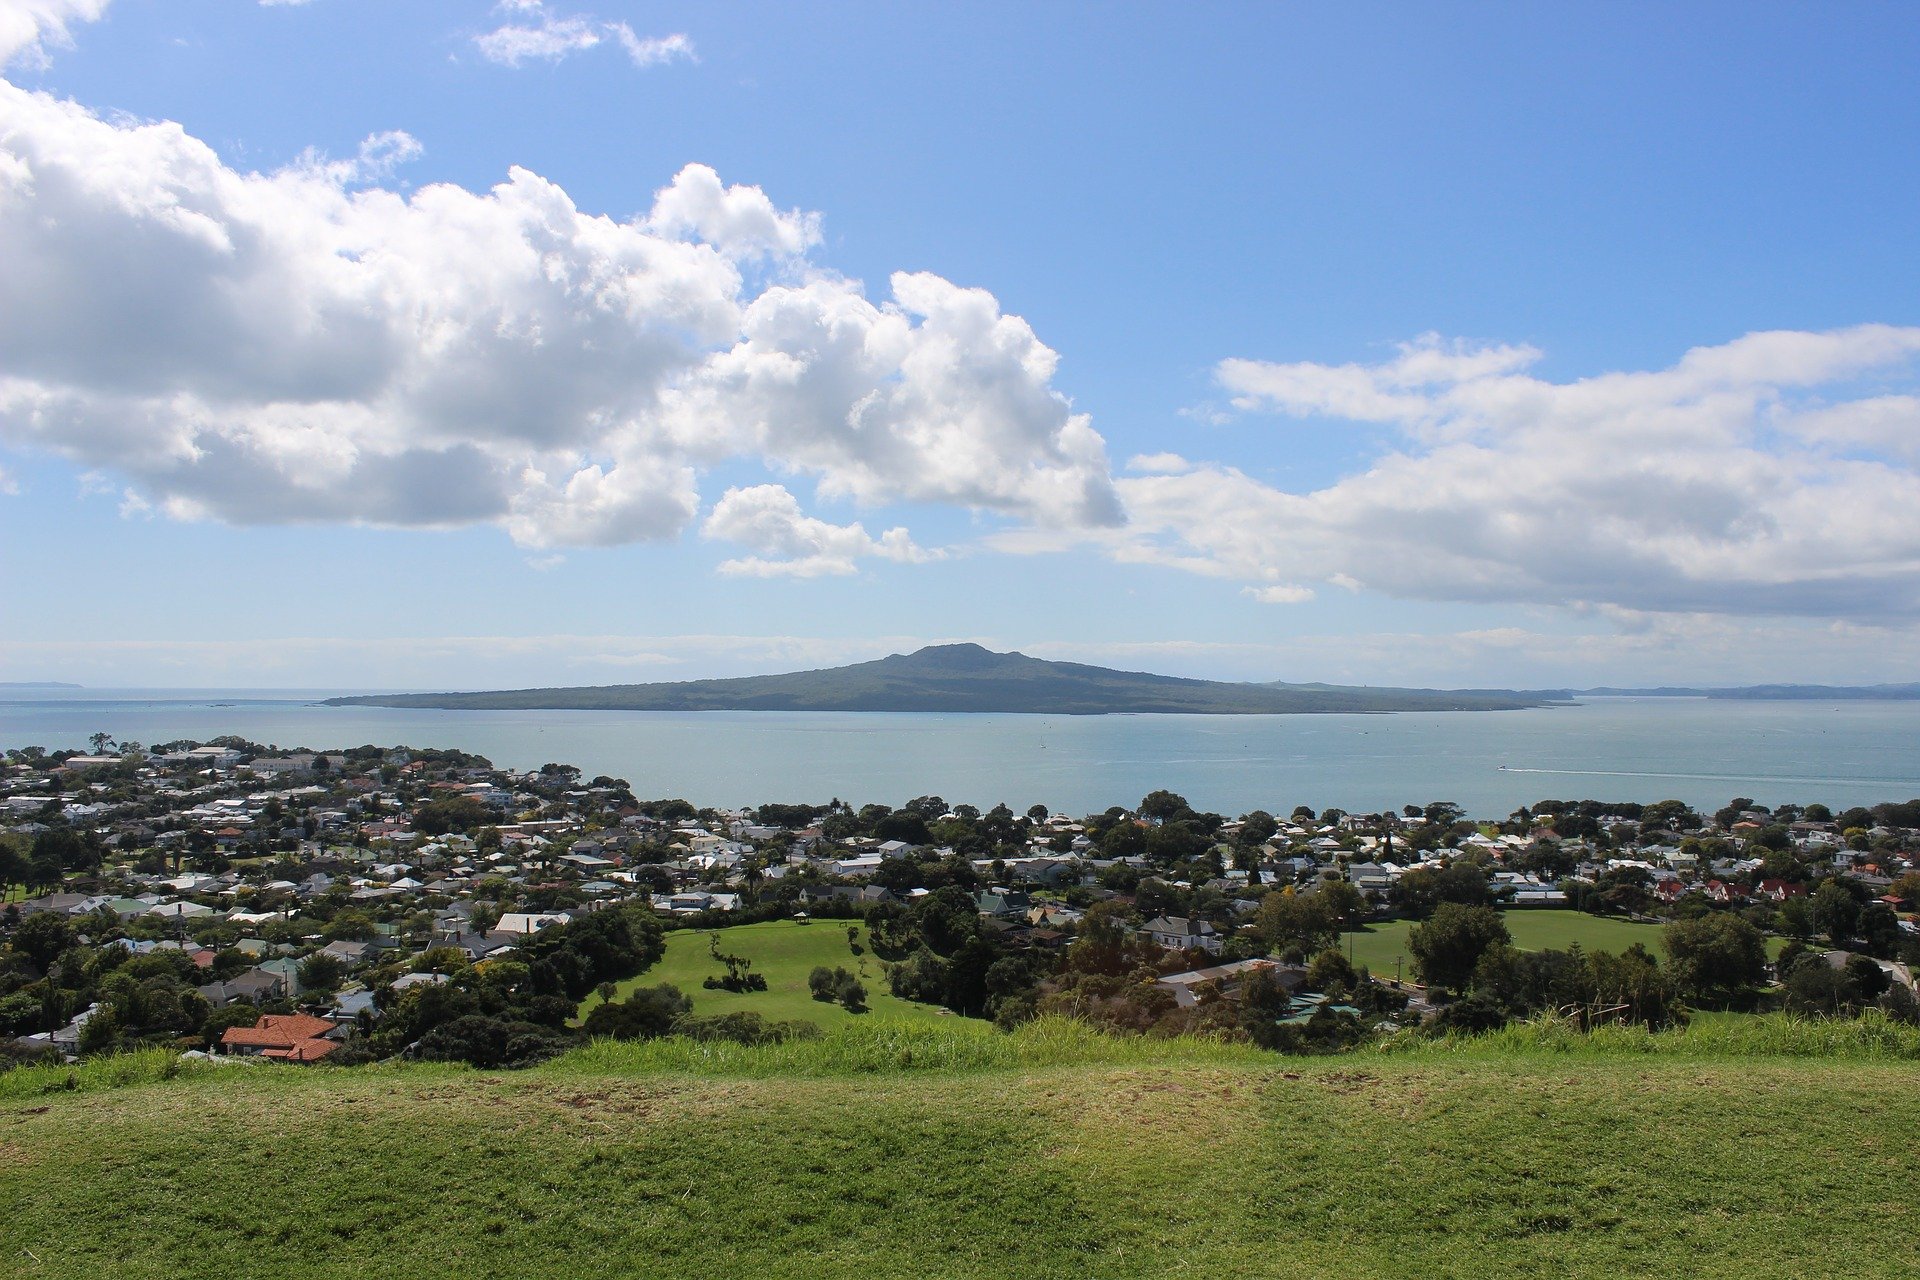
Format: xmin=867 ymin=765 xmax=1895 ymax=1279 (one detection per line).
xmin=1342 ymin=909 xmax=1668 ymax=978
xmin=582 ymin=919 xmax=979 ymax=1031
xmin=6 ymin=1025 xmax=1919 ymax=1279
xmin=1344 ymin=908 xmax=1796 ymax=978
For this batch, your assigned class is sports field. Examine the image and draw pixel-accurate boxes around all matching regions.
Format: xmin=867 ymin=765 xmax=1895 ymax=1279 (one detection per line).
xmin=1345 ymin=909 xmax=1668 ymax=978
xmin=581 ymin=918 xmax=974 ymax=1029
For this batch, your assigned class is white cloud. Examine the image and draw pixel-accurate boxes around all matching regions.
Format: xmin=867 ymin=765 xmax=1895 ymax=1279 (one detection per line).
xmin=649 ymin=272 xmax=1123 ymax=528
xmin=474 ymin=3 xmax=693 ymax=70
xmin=702 ymin=483 xmax=939 ymax=578
xmin=610 ymin=26 xmax=694 ymax=69
xmin=0 ymin=0 xmax=108 ymax=69
xmin=1242 ymin=584 xmax=1313 ymax=605
xmin=1103 ymin=327 xmax=1920 ymax=621
xmin=646 ymin=162 xmax=818 ymax=260
xmin=0 ymin=81 xmax=1120 ymax=552
xmin=1126 ymin=452 xmax=1191 ymax=475
xmin=0 ymin=460 xmax=16 ymax=494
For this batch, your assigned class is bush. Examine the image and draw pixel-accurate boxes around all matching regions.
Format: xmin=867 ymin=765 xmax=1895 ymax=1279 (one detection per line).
xmin=669 ymin=1012 xmax=822 ymax=1046
xmin=416 ymin=1015 xmax=573 ymax=1068
xmin=809 ymin=965 xmax=868 ymax=1012
xmin=580 ymin=984 xmax=693 ymax=1041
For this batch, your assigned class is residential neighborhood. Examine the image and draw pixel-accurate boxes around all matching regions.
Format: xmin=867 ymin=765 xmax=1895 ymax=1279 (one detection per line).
xmin=4 ymin=739 xmax=1919 ymax=1068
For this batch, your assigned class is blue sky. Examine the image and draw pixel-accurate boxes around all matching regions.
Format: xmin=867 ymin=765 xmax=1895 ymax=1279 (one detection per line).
xmin=3 ymin=1 xmax=1919 ymax=689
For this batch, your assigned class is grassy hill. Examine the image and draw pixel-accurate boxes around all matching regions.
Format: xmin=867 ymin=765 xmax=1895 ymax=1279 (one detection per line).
xmin=580 ymin=919 xmax=977 ymax=1030
xmin=5 ymin=1019 xmax=1919 ymax=1279
xmin=325 ymin=643 xmax=1564 ymax=715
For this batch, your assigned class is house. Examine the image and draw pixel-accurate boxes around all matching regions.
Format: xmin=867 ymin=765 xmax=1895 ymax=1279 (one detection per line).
xmin=975 ymin=889 xmax=1032 ymax=919
xmin=1140 ymin=915 xmax=1222 ymax=955
xmin=317 ymin=939 xmax=373 ymax=967
xmin=220 ymin=1013 xmax=342 ymax=1063
xmin=495 ymin=912 xmax=571 ymax=936
xmin=197 ymin=967 xmax=288 ymax=1007
xmin=1155 ymin=959 xmax=1305 ymax=1008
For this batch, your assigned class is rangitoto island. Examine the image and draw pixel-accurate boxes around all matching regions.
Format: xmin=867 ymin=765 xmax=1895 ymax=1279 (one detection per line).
xmin=322 ymin=644 xmax=1574 ymax=715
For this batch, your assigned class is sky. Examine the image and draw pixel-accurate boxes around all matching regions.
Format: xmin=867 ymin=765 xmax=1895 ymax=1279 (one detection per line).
xmin=3 ymin=0 xmax=1920 ymax=691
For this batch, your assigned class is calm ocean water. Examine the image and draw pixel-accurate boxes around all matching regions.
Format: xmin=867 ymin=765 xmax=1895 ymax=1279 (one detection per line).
xmin=4 ymin=692 xmax=1918 ymax=818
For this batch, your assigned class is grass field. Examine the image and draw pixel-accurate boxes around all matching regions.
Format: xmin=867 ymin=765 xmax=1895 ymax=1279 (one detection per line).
xmin=1341 ymin=908 xmax=1788 ymax=978
xmin=1342 ymin=909 xmax=1669 ymax=977
xmin=582 ymin=919 xmax=976 ymax=1030
xmin=5 ymin=1020 xmax=1920 ymax=1279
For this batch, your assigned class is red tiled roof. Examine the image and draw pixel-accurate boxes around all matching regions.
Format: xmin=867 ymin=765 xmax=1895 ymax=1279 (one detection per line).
xmin=221 ymin=1013 xmax=337 ymax=1049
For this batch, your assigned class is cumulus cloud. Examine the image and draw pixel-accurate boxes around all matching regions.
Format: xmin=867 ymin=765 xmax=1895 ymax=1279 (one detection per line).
xmin=474 ymin=2 xmax=693 ymax=70
xmin=1111 ymin=327 xmax=1920 ymax=620
xmin=0 ymin=78 xmax=1120 ymax=552
xmin=702 ymin=483 xmax=940 ymax=577
xmin=1242 ymin=584 xmax=1313 ymax=605
xmin=0 ymin=0 xmax=107 ymax=69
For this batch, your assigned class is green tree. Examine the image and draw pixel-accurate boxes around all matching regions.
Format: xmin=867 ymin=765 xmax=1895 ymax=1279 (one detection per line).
xmin=1811 ymin=880 xmax=1862 ymax=942
xmin=1254 ymin=889 xmax=1337 ymax=958
xmin=296 ymin=952 xmax=347 ymax=996
xmin=1407 ymin=903 xmax=1511 ymax=993
xmin=1662 ymin=914 xmax=1765 ymax=1005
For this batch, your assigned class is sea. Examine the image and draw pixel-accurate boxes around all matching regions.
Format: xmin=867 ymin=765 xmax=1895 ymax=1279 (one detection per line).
xmin=3 ymin=691 xmax=1918 ymax=819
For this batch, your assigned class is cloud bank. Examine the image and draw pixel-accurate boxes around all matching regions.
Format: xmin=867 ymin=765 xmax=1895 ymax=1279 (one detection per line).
xmin=0 ymin=76 xmax=1120 ymax=558
xmin=6 ymin=0 xmax=1920 ymax=627
xmin=1106 ymin=328 xmax=1920 ymax=621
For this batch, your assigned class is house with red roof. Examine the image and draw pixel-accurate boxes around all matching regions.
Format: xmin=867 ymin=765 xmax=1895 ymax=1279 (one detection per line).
xmin=219 ymin=1013 xmax=343 ymax=1063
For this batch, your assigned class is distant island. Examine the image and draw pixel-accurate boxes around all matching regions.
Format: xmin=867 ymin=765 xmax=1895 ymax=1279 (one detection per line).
xmin=322 ymin=644 xmax=1589 ymax=717
xmin=1579 ymin=683 xmax=1920 ymax=701
xmin=323 ymin=644 xmax=1573 ymax=715
xmin=0 ymin=681 xmax=83 ymax=689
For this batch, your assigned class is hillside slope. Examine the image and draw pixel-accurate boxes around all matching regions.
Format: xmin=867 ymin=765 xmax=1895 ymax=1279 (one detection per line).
xmin=324 ymin=644 xmax=1566 ymax=714
xmin=6 ymin=1030 xmax=1918 ymax=1279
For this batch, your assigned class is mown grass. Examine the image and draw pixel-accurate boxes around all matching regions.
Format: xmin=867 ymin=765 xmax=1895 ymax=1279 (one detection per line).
xmin=1343 ymin=909 xmax=1667 ymax=975
xmin=7 ymin=1020 xmax=1920 ymax=1279
xmin=582 ymin=919 xmax=972 ymax=1029
xmin=1343 ymin=907 xmax=1791 ymax=975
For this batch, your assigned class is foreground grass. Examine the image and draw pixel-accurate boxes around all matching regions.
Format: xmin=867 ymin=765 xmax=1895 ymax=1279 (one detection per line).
xmin=582 ymin=919 xmax=971 ymax=1029
xmin=6 ymin=1018 xmax=1920 ymax=1278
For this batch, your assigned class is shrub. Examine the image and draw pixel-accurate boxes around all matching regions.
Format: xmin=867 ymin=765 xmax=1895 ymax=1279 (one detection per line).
xmin=669 ymin=1012 xmax=822 ymax=1046
xmin=580 ymin=984 xmax=693 ymax=1041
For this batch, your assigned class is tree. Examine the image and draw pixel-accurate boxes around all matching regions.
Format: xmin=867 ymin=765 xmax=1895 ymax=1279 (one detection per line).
xmin=1254 ymin=889 xmax=1337 ymax=958
xmin=1238 ymin=970 xmax=1297 ymax=1049
xmin=1662 ymin=914 xmax=1765 ymax=1005
xmin=1316 ymin=879 xmax=1368 ymax=932
xmin=1238 ymin=810 xmax=1278 ymax=845
xmin=296 ymin=952 xmax=347 ymax=996
xmin=1407 ymin=903 xmax=1510 ymax=993
xmin=1777 ymin=895 xmax=1815 ymax=939
xmin=579 ymin=984 xmax=693 ymax=1041
xmin=911 ymin=885 xmax=980 ymax=956
xmin=1812 ymin=880 xmax=1862 ymax=942
xmin=1138 ymin=790 xmax=1191 ymax=823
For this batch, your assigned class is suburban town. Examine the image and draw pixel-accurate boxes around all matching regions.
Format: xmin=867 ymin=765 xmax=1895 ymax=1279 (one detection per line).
xmin=4 ymin=737 xmax=1917 ymax=1070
